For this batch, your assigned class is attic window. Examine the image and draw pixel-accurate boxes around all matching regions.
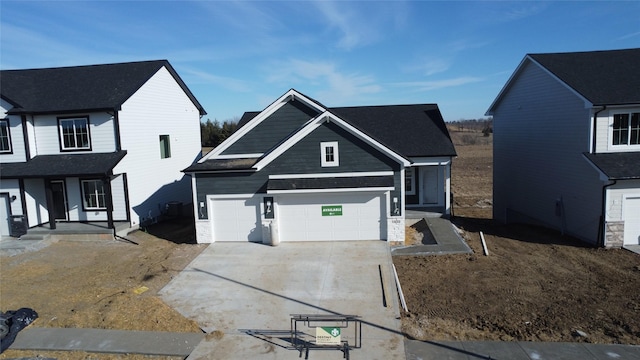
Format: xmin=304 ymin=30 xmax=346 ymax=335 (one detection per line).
xmin=321 ymin=141 xmax=339 ymax=167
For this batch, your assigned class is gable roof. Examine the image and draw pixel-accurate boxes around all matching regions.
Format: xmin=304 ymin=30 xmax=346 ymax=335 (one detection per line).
xmin=234 ymin=98 xmax=457 ymax=158
xmin=0 ymin=60 xmax=206 ymax=115
xmin=487 ymin=48 xmax=640 ymax=114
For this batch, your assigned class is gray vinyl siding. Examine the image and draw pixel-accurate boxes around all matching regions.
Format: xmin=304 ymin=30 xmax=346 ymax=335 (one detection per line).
xmin=195 ymin=121 xmax=403 ymax=218
xmin=222 ymin=100 xmax=320 ymax=155
xmin=493 ymin=60 xmax=604 ymax=244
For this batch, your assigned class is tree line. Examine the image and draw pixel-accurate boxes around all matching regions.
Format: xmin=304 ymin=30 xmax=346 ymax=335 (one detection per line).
xmin=200 ymin=118 xmax=239 ymax=147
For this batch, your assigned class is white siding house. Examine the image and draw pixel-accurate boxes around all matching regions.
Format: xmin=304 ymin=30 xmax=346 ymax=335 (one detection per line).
xmin=487 ymin=48 xmax=640 ymax=248
xmin=0 ymin=60 xmax=205 ymax=238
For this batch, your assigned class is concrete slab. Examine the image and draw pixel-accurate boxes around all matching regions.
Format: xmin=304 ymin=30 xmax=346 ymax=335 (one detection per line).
xmin=9 ymin=327 xmax=204 ymax=356
xmin=160 ymin=241 xmax=405 ymax=359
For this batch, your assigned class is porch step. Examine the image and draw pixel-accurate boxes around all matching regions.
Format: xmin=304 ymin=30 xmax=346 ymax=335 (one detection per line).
xmin=19 ymin=233 xmax=51 ymax=241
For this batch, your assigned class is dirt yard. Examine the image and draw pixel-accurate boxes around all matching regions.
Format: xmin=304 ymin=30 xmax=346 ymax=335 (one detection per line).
xmin=1 ymin=134 xmax=639 ymax=359
xmin=396 ymin=134 xmax=640 ymax=345
xmin=0 ymin=218 xmax=207 ymax=359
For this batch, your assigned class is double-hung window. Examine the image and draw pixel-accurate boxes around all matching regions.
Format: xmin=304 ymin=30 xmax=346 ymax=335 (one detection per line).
xmin=81 ymin=179 xmax=107 ymax=210
xmin=0 ymin=120 xmax=12 ymax=153
xmin=321 ymin=141 xmax=339 ymax=167
xmin=612 ymin=112 xmax=640 ymax=146
xmin=59 ymin=117 xmax=90 ymax=151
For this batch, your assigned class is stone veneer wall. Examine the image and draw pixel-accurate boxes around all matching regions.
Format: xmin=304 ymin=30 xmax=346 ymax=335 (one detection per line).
xmin=605 ymin=221 xmax=624 ymax=248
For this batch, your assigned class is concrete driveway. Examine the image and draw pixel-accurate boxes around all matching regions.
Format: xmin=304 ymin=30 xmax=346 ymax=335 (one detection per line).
xmin=160 ymin=241 xmax=405 ymax=359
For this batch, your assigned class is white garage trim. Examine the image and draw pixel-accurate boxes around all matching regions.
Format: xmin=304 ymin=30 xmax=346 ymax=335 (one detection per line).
xmin=268 ymin=187 xmax=393 ymax=195
xmin=269 ymin=171 xmax=394 ymax=179
xmin=208 ymin=194 xmax=263 ymax=242
xmin=275 ymin=191 xmax=387 ymax=242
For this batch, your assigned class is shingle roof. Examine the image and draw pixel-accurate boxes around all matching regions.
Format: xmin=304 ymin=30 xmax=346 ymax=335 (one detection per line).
xmin=529 ymin=48 xmax=640 ymax=105
xmin=236 ymin=104 xmax=456 ymax=158
xmin=267 ymin=176 xmax=394 ymax=191
xmin=584 ymin=152 xmax=640 ymax=180
xmin=330 ymin=104 xmax=456 ymax=157
xmin=183 ymin=158 xmax=258 ymax=172
xmin=0 ymin=151 xmax=127 ymax=178
xmin=1 ymin=60 xmax=206 ymax=115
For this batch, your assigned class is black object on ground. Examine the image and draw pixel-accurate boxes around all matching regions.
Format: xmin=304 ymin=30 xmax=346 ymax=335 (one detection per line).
xmin=0 ymin=308 xmax=38 ymax=353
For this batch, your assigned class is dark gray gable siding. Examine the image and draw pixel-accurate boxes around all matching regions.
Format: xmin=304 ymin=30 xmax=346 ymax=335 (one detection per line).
xmin=266 ymin=121 xmax=399 ymax=174
xmin=222 ymin=100 xmax=320 ymax=155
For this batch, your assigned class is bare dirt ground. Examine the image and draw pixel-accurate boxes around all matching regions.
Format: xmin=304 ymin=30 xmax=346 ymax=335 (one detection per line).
xmin=0 ymin=217 xmax=207 ymax=359
xmin=396 ymin=131 xmax=640 ymax=345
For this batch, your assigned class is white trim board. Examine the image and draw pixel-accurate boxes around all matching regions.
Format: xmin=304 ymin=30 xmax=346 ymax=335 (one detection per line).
xmin=269 ymin=171 xmax=393 ymax=179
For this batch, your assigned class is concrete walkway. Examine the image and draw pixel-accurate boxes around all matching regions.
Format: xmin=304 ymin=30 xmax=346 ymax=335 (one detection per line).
xmin=405 ymin=339 xmax=640 ymax=360
xmin=392 ymin=216 xmax=472 ymax=256
xmin=8 ymin=327 xmax=203 ymax=356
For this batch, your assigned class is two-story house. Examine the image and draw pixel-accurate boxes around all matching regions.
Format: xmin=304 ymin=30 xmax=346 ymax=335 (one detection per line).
xmin=0 ymin=60 xmax=206 ymax=238
xmin=185 ymin=89 xmax=456 ymax=244
xmin=486 ymin=48 xmax=640 ymax=248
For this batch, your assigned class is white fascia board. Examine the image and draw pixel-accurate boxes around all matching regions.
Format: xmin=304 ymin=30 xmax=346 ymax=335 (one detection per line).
xmin=202 ymin=89 xmax=326 ymax=162
xmin=267 ymin=187 xmax=393 ymax=195
xmin=409 ymin=157 xmax=452 ymax=166
xmin=322 ymin=112 xmax=411 ymax=167
xmin=269 ymin=171 xmax=394 ymax=179
xmin=214 ymin=153 xmax=263 ymax=159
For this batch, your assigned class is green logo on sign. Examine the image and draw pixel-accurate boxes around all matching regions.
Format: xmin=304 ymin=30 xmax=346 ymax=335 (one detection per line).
xmin=315 ymin=326 xmax=341 ymax=345
xmin=321 ymin=205 xmax=342 ymax=216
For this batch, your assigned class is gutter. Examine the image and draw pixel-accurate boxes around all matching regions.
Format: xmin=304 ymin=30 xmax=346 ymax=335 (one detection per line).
xmin=591 ymin=106 xmax=606 ymax=154
xmin=598 ymin=179 xmax=617 ymax=247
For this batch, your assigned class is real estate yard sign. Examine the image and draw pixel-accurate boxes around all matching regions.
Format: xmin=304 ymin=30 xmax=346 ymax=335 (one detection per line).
xmin=315 ymin=326 xmax=341 ymax=345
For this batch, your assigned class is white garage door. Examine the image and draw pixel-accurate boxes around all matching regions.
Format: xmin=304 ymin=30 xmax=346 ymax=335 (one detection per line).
xmin=277 ymin=192 xmax=386 ymax=241
xmin=211 ymin=196 xmax=262 ymax=242
xmin=624 ymin=196 xmax=640 ymax=246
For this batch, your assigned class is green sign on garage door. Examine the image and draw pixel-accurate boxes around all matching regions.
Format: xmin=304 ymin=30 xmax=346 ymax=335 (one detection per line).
xmin=321 ymin=205 xmax=342 ymax=216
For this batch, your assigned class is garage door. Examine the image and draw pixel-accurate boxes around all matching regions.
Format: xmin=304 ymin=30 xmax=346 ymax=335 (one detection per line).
xmin=211 ymin=196 xmax=262 ymax=242
xmin=277 ymin=192 xmax=386 ymax=241
xmin=624 ymin=196 xmax=640 ymax=246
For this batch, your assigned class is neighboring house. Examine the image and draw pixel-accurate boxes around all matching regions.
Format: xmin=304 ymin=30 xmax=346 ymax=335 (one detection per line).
xmin=486 ymin=48 xmax=640 ymax=247
xmin=184 ymin=89 xmax=456 ymax=244
xmin=0 ymin=60 xmax=206 ymax=237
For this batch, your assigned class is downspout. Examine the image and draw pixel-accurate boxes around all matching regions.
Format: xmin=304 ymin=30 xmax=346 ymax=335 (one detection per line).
xmin=599 ymin=179 xmax=617 ymax=247
xmin=591 ymin=106 xmax=606 ymax=154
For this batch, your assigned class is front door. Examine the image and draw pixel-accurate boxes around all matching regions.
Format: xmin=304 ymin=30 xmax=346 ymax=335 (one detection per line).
xmin=421 ymin=167 xmax=439 ymax=204
xmin=51 ymin=180 xmax=68 ymax=221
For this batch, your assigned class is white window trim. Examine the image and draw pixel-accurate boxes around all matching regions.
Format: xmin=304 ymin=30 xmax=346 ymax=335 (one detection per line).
xmin=609 ymin=110 xmax=640 ymax=150
xmin=405 ymin=167 xmax=416 ymax=195
xmin=59 ymin=117 xmax=91 ymax=151
xmin=0 ymin=119 xmax=12 ymax=153
xmin=320 ymin=141 xmax=339 ymax=167
xmin=81 ymin=179 xmax=107 ymax=210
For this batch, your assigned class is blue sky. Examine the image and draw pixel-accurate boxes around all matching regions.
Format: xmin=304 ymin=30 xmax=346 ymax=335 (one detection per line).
xmin=1 ymin=1 xmax=638 ymax=122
